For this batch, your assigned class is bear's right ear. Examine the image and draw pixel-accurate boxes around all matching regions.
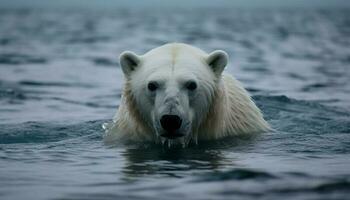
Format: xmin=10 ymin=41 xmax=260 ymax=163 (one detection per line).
xmin=206 ymin=50 xmax=228 ymax=77
xmin=119 ymin=51 xmax=141 ymax=77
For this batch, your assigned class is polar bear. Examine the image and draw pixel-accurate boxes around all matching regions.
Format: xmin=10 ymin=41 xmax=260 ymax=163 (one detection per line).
xmin=104 ymin=43 xmax=270 ymax=145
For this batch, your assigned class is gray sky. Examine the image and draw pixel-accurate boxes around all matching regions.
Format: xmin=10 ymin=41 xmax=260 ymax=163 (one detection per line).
xmin=1 ymin=0 xmax=350 ymax=9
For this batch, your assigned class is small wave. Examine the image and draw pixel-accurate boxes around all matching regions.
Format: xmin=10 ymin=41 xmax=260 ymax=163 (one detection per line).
xmin=254 ymin=95 xmax=350 ymax=120
xmin=301 ymin=82 xmax=340 ymax=92
xmin=90 ymin=57 xmax=118 ymax=67
xmin=0 ymin=53 xmax=47 ymax=65
xmin=19 ymin=80 xmax=95 ymax=88
xmin=0 ymin=87 xmax=26 ymax=100
xmin=0 ymin=120 xmax=104 ymax=144
xmin=48 ymin=97 xmax=116 ymax=108
xmin=192 ymin=168 xmax=276 ymax=182
xmin=270 ymin=180 xmax=350 ymax=194
xmin=313 ymin=180 xmax=350 ymax=192
xmin=66 ymin=36 xmax=110 ymax=44
xmin=254 ymin=95 xmax=350 ymax=154
xmin=0 ymin=38 xmax=15 ymax=46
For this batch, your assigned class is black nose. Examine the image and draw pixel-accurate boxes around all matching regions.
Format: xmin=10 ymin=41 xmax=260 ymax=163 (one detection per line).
xmin=160 ymin=115 xmax=182 ymax=132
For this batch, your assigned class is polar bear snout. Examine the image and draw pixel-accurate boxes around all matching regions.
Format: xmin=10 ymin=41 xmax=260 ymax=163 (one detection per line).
xmin=158 ymin=114 xmax=187 ymax=139
xmin=159 ymin=115 xmax=185 ymax=138
xmin=160 ymin=115 xmax=182 ymax=132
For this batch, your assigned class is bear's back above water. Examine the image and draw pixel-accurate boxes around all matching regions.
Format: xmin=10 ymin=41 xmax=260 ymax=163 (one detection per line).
xmin=104 ymin=43 xmax=270 ymax=145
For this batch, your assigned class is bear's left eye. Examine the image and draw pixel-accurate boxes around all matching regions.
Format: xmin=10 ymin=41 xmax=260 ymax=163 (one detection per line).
xmin=147 ymin=81 xmax=158 ymax=92
xmin=185 ymin=81 xmax=197 ymax=91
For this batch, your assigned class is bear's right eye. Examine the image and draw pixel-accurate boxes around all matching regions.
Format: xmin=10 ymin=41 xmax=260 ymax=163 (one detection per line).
xmin=147 ymin=82 xmax=158 ymax=92
xmin=185 ymin=81 xmax=197 ymax=91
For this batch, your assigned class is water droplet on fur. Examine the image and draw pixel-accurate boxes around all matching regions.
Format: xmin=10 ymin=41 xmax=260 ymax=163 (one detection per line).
xmin=102 ymin=122 xmax=110 ymax=131
xmin=161 ymin=138 xmax=166 ymax=145
xmin=194 ymin=135 xmax=198 ymax=145
xmin=168 ymin=141 xmax=171 ymax=148
xmin=180 ymin=138 xmax=186 ymax=148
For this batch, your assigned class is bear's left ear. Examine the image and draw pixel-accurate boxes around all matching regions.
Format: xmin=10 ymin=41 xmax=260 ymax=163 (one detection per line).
xmin=119 ymin=51 xmax=141 ymax=77
xmin=206 ymin=50 xmax=228 ymax=76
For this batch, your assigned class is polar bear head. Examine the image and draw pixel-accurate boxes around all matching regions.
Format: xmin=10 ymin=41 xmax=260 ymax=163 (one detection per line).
xmin=119 ymin=43 xmax=228 ymax=141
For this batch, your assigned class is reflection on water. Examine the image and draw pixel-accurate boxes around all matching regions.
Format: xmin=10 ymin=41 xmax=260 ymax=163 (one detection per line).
xmin=122 ymin=146 xmax=225 ymax=177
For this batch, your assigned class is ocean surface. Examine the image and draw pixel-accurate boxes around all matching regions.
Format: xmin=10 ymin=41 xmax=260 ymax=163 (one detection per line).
xmin=0 ymin=8 xmax=350 ymax=200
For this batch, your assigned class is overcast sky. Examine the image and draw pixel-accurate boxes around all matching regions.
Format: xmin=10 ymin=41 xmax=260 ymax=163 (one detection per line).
xmin=1 ymin=0 xmax=350 ymax=9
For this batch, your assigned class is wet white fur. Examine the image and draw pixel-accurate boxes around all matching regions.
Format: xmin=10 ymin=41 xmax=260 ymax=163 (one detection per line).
xmin=104 ymin=43 xmax=270 ymax=144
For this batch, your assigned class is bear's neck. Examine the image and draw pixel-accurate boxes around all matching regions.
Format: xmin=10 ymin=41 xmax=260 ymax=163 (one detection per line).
xmin=196 ymin=79 xmax=226 ymax=139
xmin=121 ymin=81 xmax=155 ymax=140
xmin=198 ymin=74 xmax=270 ymax=140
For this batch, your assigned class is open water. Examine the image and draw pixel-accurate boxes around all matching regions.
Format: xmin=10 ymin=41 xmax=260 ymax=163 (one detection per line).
xmin=0 ymin=8 xmax=350 ymax=200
